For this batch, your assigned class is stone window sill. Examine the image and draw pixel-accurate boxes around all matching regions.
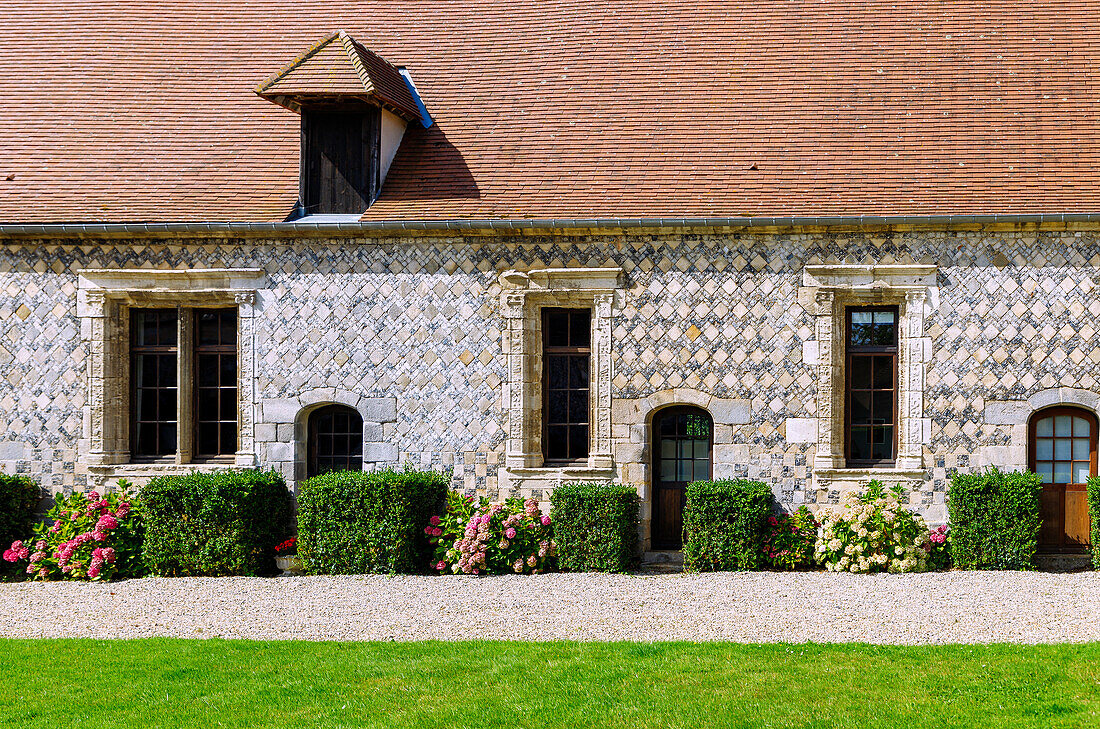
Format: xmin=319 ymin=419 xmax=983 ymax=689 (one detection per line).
xmin=86 ymin=455 xmax=256 ymax=480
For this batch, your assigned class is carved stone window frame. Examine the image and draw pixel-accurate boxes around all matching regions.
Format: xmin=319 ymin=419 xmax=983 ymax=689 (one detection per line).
xmin=76 ymin=269 xmax=266 ymax=480
xmin=801 ymin=265 xmax=935 ymax=479
xmin=499 ymin=268 xmax=621 ymax=480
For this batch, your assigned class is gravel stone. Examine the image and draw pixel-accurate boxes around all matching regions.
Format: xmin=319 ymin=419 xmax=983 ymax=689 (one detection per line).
xmin=1 ymin=572 xmax=1098 ymax=644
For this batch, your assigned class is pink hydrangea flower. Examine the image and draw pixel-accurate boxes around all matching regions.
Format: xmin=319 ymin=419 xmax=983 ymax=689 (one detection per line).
xmin=505 ymin=528 xmax=516 ymax=539
xmin=35 ymin=540 xmax=46 ymax=551
xmin=540 ymin=515 xmax=551 ymax=526
xmin=95 ymin=514 xmax=119 ymax=531
xmin=431 ymin=527 xmax=442 ymax=537
xmin=429 ymin=515 xmax=441 ymax=526
xmin=87 ymin=565 xmax=100 ymax=579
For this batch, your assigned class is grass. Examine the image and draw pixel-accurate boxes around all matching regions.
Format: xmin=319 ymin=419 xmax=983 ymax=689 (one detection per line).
xmin=2 ymin=640 xmax=1100 ymax=728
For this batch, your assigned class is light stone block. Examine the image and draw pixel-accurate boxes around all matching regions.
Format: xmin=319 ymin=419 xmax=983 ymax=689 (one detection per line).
xmin=262 ymin=398 xmax=300 ymax=424
xmin=363 ymin=442 xmax=398 ymax=462
xmin=709 ymin=398 xmax=751 ymax=425
xmin=802 ymin=340 xmax=819 ymax=366
xmin=984 ymin=400 xmax=1029 ymax=425
xmin=784 ymin=418 xmax=817 ymax=443
xmin=0 ymin=441 xmax=28 ymax=460
xmin=360 ymin=398 xmax=397 ymax=423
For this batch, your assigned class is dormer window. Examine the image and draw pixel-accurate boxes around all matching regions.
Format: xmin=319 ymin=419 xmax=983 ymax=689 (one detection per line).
xmin=255 ymin=31 xmax=428 ymax=218
xmin=301 ymin=108 xmax=380 ymax=215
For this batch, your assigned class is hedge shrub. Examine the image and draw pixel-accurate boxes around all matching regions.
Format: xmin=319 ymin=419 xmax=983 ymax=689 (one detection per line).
xmin=0 ymin=475 xmax=40 ymax=579
xmin=550 ymin=482 xmax=638 ymax=572
xmin=1088 ymin=477 xmax=1100 ymax=569
xmin=141 ymin=469 xmax=293 ymax=577
xmin=682 ymin=479 xmax=773 ymax=572
xmin=947 ymin=468 xmax=1042 ymax=570
xmin=297 ymin=469 xmax=449 ymax=575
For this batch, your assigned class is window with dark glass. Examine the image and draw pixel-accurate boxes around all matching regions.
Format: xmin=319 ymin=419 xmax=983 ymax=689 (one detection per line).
xmin=846 ymin=307 xmax=898 ymax=465
xmin=308 ymin=405 xmax=364 ymax=478
xmin=194 ymin=309 xmax=237 ymax=458
xmin=131 ymin=309 xmax=178 ymax=459
xmin=542 ymin=308 xmax=590 ymax=463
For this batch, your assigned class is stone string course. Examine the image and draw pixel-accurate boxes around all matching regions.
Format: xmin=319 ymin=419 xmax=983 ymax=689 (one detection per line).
xmin=0 ymin=229 xmax=1097 ymax=546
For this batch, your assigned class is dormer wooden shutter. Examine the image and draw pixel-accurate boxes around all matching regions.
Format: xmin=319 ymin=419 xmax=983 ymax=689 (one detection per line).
xmin=300 ymin=108 xmax=381 ymax=215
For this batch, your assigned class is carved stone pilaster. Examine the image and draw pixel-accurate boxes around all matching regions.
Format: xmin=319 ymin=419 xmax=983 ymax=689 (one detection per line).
xmin=590 ymin=292 xmax=615 ymax=469
xmin=813 ymin=290 xmax=844 ymax=469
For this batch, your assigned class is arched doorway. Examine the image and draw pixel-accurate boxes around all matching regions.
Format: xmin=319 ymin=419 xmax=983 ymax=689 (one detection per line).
xmin=307 ymin=404 xmax=364 ymax=478
xmin=1029 ymin=406 xmax=1097 ymax=551
xmin=651 ymin=406 xmax=713 ymax=549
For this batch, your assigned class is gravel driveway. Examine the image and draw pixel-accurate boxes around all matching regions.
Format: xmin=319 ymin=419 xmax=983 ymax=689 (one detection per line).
xmin=1 ymin=571 xmax=1097 ymax=644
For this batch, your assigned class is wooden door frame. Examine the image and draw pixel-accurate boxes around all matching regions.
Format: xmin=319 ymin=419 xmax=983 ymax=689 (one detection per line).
xmin=1027 ymin=405 xmax=1097 ymax=553
xmin=650 ymin=405 xmax=714 ymax=550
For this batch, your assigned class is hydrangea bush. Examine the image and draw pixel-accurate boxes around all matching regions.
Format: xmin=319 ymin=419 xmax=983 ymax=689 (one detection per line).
xmin=428 ymin=491 xmax=556 ymax=574
xmin=814 ymin=481 xmax=934 ymax=573
xmin=762 ymin=506 xmax=818 ymax=570
xmin=3 ymin=484 xmax=144 ymax=581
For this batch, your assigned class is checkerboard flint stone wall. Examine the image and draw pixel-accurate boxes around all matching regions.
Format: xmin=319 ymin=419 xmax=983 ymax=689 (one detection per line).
xmin=1 ymin=228 xmax=1099 ymax=528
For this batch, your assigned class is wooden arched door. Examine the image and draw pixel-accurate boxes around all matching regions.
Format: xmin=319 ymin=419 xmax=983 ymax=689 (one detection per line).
xmin=1029 ymin=406 xmax=1096 ymax=551
xmin=651 ymin=406 xmax=713 ymax=549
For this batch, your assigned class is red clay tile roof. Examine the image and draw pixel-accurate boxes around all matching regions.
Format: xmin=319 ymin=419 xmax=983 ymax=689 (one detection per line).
xmin=1 ymin=0 xmax=1100 ymax=223
xmin=257 ymin=31 xmax=420 ymax=120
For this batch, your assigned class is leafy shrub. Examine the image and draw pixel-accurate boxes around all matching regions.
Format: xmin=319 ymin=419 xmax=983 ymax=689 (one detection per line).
xmin=0 ymin=475 xmax=39 ymax=580
xmin=142 ymin=469 xmax=292 ymax=577
xmin=428 ymin=490 xmax=555 ymax=574
xmin=682 ymin=479 xmax=773 ymax=572
xmin=4 ymin=484 xmax=144 ymax=581
xmin=762 ymin=506 xmax=818 ymax=570
xmin=815 ymin=482 xmax=933 ymax=573
xmin=297 ymin=469 xmax=448 ymax=575
xmin=550 ymin=482 xmax=638 ymax=573
xmin=1088 ymin=478 xmax=1100 ymax=569
xmin=947 ymin=468 xmax=1042 ymax=570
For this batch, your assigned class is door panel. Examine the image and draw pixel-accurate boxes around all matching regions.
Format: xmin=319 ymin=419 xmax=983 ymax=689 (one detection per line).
xmin=1031 ymin=407 xmax=1096 ymax=552
xmin=1066 ymin=488 xmax=1090 ymax=546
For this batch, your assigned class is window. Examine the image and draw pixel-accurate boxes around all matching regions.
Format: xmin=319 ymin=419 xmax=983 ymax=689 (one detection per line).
xmin=194 ymin=309 xmax=238 ymax=458
xmin=301 ymin=109 xmax=381 ymax=215
xmin=131 ymin=309 xmax=178 ymax=458
xmin=307 ymin=405 xmax=364 ymax=477
xmin=130 ymin=307 xmax=238 ymax=462
xmin=845 ymin=307 xmax=898 ymax=466
xmin=542 ymin=308 xmax=591 ymax=463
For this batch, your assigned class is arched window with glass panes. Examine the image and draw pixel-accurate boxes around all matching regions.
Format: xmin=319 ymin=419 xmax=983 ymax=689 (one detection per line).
xmin=307 ymin=405 xmax=364 ymax=478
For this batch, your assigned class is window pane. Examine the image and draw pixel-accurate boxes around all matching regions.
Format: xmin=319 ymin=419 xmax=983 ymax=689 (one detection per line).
xmin=1074 ymin=417 xmax=1090 ymax=436
xmin=220 ymin=354 xmax=235 ymax=385
xmin=850 ymin=357 xmax=872 ymax=388
xmin=570 ymin=310 xmax=591 ymax=348
xmin=660 ymin=439 xmax=676 ymax=458
xmin=685 ymin=414 xmax=710 ymax=438
xmin=220 ymin=423 xmax=237 ymax=454
xmin=569 ymin=391 xmax=588 ymax=422
xmin=1036 ymin=462 xmax=1053 ymax=483
xmin=197 ymin=355 xmax=218 ymax=387
xmin=1073 ymin=438 xmax=1090 ymax=461
xmin=545 ymin=310 xmax=568 ymax=347
xmin=569 ymin=355 xmax=589 ymax=388
xmin=197 ymin=424 xmax=217 ymax=455
xmin=850 ymin=391 xmax=871 ymax=424
xmin=219 ymin=312 xmax=237 ymax=346
xmin=1037 ymin=439 xmax=1053 ymax=460
xmin=872 ymin=426 xmax=894 ymax=460
xmin=694 ymin=458 xmax=710 ymax=481
xmin=872 ymin=310 xmax=897 ymax=326
xmin=872 ymin=391 xmax=893 ymax=425
xmin=1055 ymin=438 xmax=1071 ymax=460
xmin=197 ymin=311 xmax=219 ymax=346
xmin=197 ymin=389 xmax=217 ymax=420
xmin=872 ymin=356 xmax=893 ymax=389
xmin=158 ymin=389 xmax=175 ymax=421
xmin=547 ymin=391 xmax=567 ymax=423
xmin=850 ymin=427 xmax=872 ymax=461
xmin=693 ymin=439 xmax=708 ymax=459
xmin=1054 ymin=461 xmax=1071 ymax=483
xmin=547 ymin=357 xmax=568 ymax=390
xmin=677 ymin=458 xmax=692 ymax=482
xmin=158 ymin=355 xmax=176 ymax=387
xmin=660 ymin=458 xmax=676 ymax=480
xmin=872 ymin=320 xmax=896 ymax=346
xmin=850 ymin=318 xmax=872 ymax=345
xmin=1075 ymin=463 xmax=1091 ymax=484
xmin=220 ymin=389 xmax=236 ymax=421
xmin=568 ymin=425 xmax=588 ymax=459
xmin=1055 ymin=415 xmax=1071 ymax=437
xmin=545 ymin=425 xmax=568 ymax=460
xmin=1036 ymin=417 xmax=1054 ymax=437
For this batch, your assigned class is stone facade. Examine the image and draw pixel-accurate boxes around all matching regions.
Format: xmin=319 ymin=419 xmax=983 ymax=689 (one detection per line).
xmin=2 ymin=225 xmax=1099 ymax=547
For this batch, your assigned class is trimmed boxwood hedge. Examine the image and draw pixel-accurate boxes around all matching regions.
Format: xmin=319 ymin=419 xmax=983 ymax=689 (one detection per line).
xmin=682 ymin=479 xmax=773 ymax=572
xmin=0 ymin=475 xmax=39 ymax=578
xmin=1088 ymin=477 xmax=1100 ymax=569
xmin=142 ymin=469 xmax=293 ymax=577
xmin=296 ymin=469 xmax=449 ymax=575
xmin=947 ymin=468 xmax=1042 ymax=570
xmin=550 ymin=482 xmax=638 ymax=572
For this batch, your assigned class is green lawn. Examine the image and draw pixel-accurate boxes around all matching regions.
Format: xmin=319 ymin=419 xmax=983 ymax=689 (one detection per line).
xmin=2 ymin=640 xmax=1099 ymax=728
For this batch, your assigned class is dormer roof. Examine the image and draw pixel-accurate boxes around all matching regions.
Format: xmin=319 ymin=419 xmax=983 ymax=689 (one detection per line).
xmin=256 ymin=31 xmax=420 ymax=120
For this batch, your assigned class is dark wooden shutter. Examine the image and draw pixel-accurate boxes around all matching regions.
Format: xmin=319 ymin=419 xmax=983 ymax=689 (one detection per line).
xmin=301 ymin=108 xmax=380 ymax=215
